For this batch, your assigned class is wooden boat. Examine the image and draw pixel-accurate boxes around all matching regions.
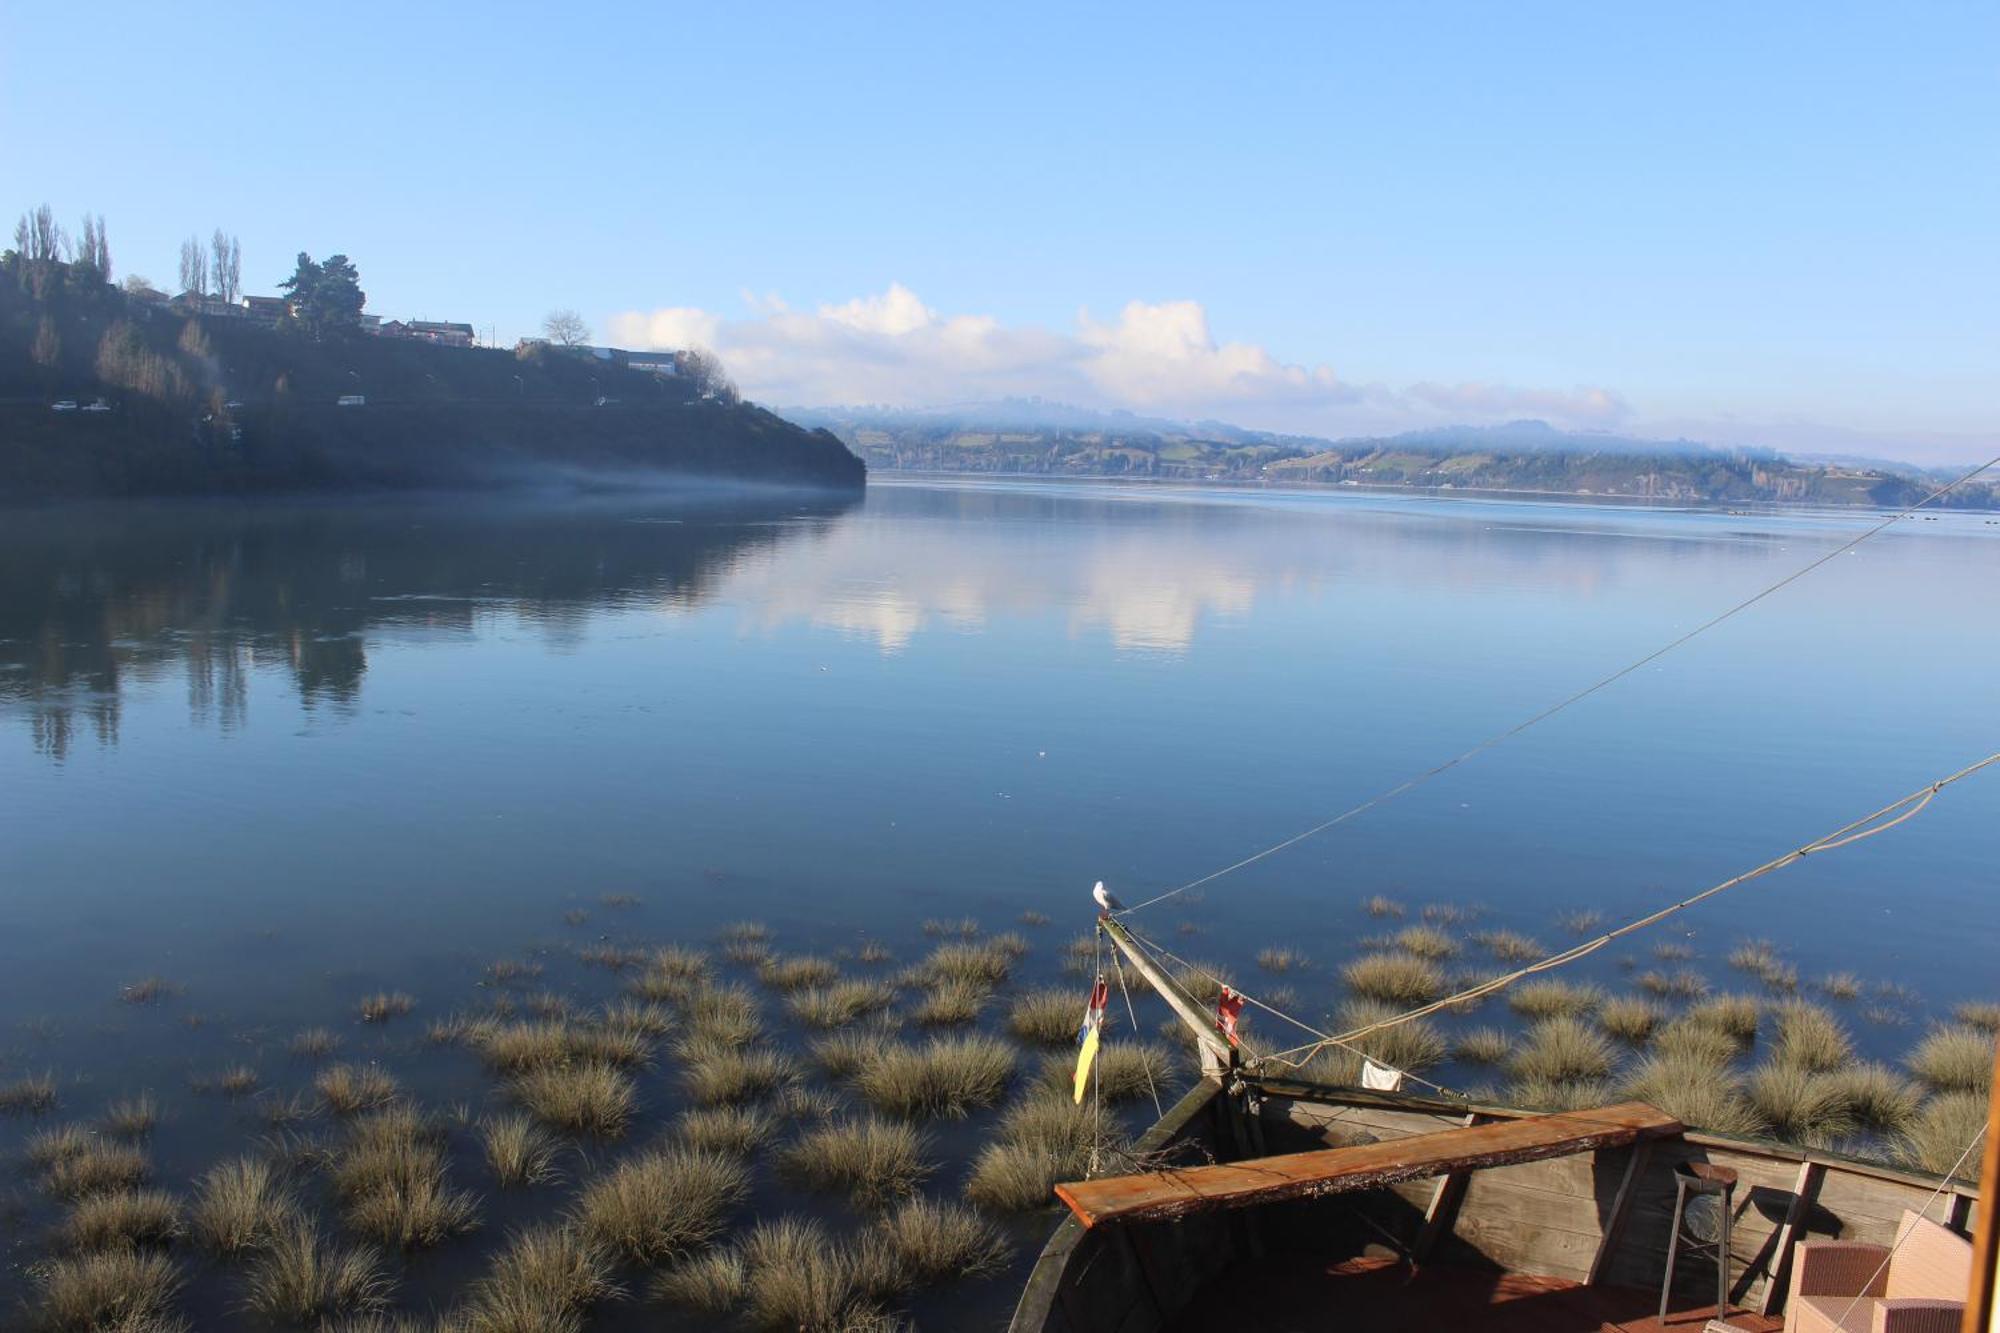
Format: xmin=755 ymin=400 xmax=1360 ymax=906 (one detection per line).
xmin=1013 ymin=922 xmax=1990 ymax=1332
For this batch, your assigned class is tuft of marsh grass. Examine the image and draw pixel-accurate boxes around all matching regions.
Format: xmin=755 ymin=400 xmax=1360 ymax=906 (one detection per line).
xmin=676 ymin=1104 xmax=776 ymax=1158
xmin=682 ymin=983 xmax=764 ymax=1048
xmin=562 ymin=908 xmax=589 ymax=926
xmin=1681 ymin=993 xmax=1761 ymax=1045
xmin=1167 ymin=959 xmax=1233 ymax=1005
xmin=573 ymin=1146 xmax=750 ymax=1264
xmin=856 ymin=940 xmax=893 ymax=964
xmin=28 ymin=1249 xmax=184 ymax=1332
xmin=0 ymin=1070 xmax=58 ymax=1115
xmin=596 ymin=999 xmax=672 ymax=1039
xmin=1598 ymin=997 xmax=1663 ymax=1045
xmin=1422 ymin=902 xmax=1472 ymax=926
xmin=1451 ymin=1028 xmax=1514 ymax=1066
xmin=29 ymin=1124 xmax=95 ymax=1167
xmin=460 ymin=1226 xmax=620 ymax=1331
xmin=912 ymin=940 xmax=1015 ymax=988
xmin=679 ymin=1038 xmax=798 ymax=1106
xmin=1728 ymin=939 xmax=1781 ymax=974
xmin=1622 ymin=1052 xmax=1764 ymax=1137
xmin=257 ymin=1092 xmax=317 ymax=1129
xmin=1824 ymin=1063 xmax=1922 ymax=1134
xmin=470 ymin=1019 xmax=650 ymax=1076
xmin=722 ymin=939 xmax=774 ymax=967
xmin=778 ymin=1085 xmax=846 ymax=1123
xmin=789 ymin=979 xmax=898 ymax=1030
xmin=1018 ymin=910 xmax=1050 ymax=927
xmin=1906 ymin=1026 xmax=1996 ymax=1094
xmin=1818 ymin=972 xmax=1862 ymax=1001
xmin=852 ymin=1034 xmax=1015 ymax=1119
xmin=102 ymin=1092 xmax=159 ymax=1139
xmin=910 ymin=977 xmax=988 ymax=1028
xmin=875 ymin=1197 xmax=1009 ymax=1284
xmin=1255 ymin=947 xmax=1307 ymax=974
xmin=315 ymin=1063 xmax=401 ymax=1116
xmin=1328 ymin=1000 xmax=1446 ymax=1076
xmin=811 ymin=1030 xmax=886 ymax=1080
xmin=204 ymin=1064 xmax=260 ymax=1097
xmin=1007 ymin=988 xmax=1088 ymax=1046
xmin=720 ymin=920 xmax=771 ymax=943
xmin=1342 ymin=952 xmax=1446 ymax=1004
xmin=1475 ymin=930 xmax=1544 ymax=962
xmin=989 ymin=930 xmax=1031 ymax=959
xmin=963 ymin=1094 xmax=1127 ymax=1212
xmin=290 ymin=1027 xmax=343 ymax=1060
xmin=733 ymin=1216 xmax=900 ymax=1333
xmin=1897 ymin=1092 xmax=1988 ymax=1180
xmin=576 ymin=943 xmax=646 ymax=971
xmin=1507 ymin=979 xmax=1605 ymax=1020
xmin=1506 ymin=1075 xmax=1614 ymax=1113
xmin=1362 ymin=894 xmax=1405 ymax=919
xmin=192 ymin=1156 xmax=296 ymax=1256
xmin=119 ymin=976 xmax=178 ymax=1005
xmin=1652 ymin=1019 xmax=1744 ymax=1070
xmin=653 ymin=1247 xmax=747 ymax=1314
xmin=1511 ymin=1017 xmax=1616 ymax=1084
xmin=61 ymin=1188 xmax=185 ymax=1252
xmin=1555 ymin=909 xmax=1604 ymax=935
xmin=485 ymin=958 xmax=544 ymax=986
xmin=779 ymin=1117 xmax=933 ymax=1209
xmin=1769 ymin=1001 xmax=1853 ymax=1073
xmin=242 ymin=1221 xmax=392 ymax=1326
xmin=330 ymin=1107 xmax=479 ymax=1250
xmin=481 ymin=1113 xmax=561 ymax=1188
xmin=1651 ymin=940 xmax=1697 ymax=962
xmin=1394 ymin=926 xmax=1459 ymax=960
xmin=627 ymin=944 xmax=712 ymax=997
xmin=42 ymin=1138 xmax=150 ymax=1200
xmin=1747 ymin=1061 xmax=1857 ymax=1148
xmin=1635 ymin=968 xmax=1710 ymax=1000
xmin=525 ymin=990 xmax=577 ymax=1021
xmin=758 ymin=954 xmax=841 ymax=993
xmin=357 ymin=991 xmax=414 ymax=1024
xmin=1952 ymin=1001 xmax=2000 ymax=1034
xmin=512 ymin=1060 xmax=635 ymax=1137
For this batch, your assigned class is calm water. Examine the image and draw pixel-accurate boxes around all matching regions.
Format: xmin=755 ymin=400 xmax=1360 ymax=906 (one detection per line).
xmin=1 ymin=478 xmax=1996 ymax=1319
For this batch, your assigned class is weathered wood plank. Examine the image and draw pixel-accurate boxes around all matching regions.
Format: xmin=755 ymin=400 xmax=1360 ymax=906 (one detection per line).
xmin=1758 ymin=1160 xmax=1822 ymax=1316
xmin=1588 ymin=1140 xmax=1653 ymax=1286
xmin=1054 ymin=1102 xmax=1683 ymax=1228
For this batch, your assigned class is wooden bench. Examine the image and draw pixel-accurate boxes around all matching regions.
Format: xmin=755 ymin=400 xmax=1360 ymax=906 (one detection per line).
xmin=1055 ymin=1100 xmax=1684 ymax=1227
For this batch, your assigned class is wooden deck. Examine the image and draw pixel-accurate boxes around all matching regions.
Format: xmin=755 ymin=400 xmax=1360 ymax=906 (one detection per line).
xmin=1056 ymin=1101 xmax=1683 ymax=1227
xmin=1165 ymin=1255 xmax=1784 ymax=1333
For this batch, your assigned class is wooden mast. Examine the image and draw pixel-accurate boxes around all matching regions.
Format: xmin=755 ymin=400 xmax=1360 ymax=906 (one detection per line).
xmin=1961 ymin=1045 xmax=2000 ymax=1333
xmin=1100 ymin=916 xmax=1235 ymax=1076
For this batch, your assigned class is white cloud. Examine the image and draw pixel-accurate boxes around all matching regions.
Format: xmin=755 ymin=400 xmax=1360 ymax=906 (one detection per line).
xmin=606 ymin=284 xmax=1630 ymax=435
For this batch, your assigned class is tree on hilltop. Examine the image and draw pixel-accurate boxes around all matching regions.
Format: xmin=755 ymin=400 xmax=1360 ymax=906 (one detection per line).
xmin=278 ymin=251 xmax=366 ymax=339
xmin=543 ymin=308 xmax=589 ymax=347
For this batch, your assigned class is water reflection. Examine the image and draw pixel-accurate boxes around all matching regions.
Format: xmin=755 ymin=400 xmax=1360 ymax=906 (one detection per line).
xmin=0 ymin=494 xmax=859 ymax=759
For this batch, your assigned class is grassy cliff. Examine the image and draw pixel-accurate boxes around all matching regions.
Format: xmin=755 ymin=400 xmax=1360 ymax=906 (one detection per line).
xmin=0 ymin=267 xmax=864 ymax=497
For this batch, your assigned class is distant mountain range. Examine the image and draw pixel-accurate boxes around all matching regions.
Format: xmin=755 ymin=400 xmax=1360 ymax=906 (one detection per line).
xmin=788 ymin=402 xmax=1997 ymax=509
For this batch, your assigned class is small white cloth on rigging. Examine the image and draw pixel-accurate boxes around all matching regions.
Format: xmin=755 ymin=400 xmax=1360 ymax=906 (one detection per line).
xmin=1361 ymin=1058 xmax=1405 ymax=1092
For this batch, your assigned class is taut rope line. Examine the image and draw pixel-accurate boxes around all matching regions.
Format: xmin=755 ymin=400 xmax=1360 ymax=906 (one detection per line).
xmin=1117 ymin=452 xmax=2000 ymax=917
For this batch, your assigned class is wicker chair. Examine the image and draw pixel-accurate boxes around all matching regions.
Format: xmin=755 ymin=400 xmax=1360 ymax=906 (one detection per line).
xmin=1785 ymin=1208 xmax=1970 ymax=1333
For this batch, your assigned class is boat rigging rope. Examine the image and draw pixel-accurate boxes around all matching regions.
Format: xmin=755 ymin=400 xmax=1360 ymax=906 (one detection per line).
xmin=1107 ymin=941 xmax=1166 ymax=1120
xmin=1262 ymin=750 xmax=2000 ymax=1068
xmin=1115 ymin=451 xmax=2000 ymax=918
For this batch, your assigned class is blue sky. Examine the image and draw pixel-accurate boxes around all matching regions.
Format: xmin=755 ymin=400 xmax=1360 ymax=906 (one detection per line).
xmin=3 ymin=2 xmax=1994 ymax=460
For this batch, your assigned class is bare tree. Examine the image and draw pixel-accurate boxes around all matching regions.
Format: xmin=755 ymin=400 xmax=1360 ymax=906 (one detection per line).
xmin=178 ymin=236 xmax=208 ymax=301
xmin=211 ymin=230 xmax=241 ymax=304
xmin=26 ymin=205 xmax=63 ymax=262
xmin=72 ymin=214 xmax=110 ymax=282
xmin=680 ymin=347 xmax=740 ymax=405
xmin=542 ymin=309 xmax=589 ymax=347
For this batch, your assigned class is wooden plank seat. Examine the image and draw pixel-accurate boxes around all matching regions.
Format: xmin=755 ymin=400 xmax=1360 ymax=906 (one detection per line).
xmin=1055 ymin=1100 xmax=1684 ymax=1228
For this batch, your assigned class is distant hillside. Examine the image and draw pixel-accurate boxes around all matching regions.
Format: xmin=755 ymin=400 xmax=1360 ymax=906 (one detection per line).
xmin=0 ymin=260 xmax=864 ymax=498
xmin=794 ymin=403 xmax=1995 ymax=509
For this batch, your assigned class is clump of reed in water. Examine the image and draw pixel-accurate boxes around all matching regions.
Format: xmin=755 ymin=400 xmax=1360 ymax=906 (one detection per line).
xmin=1361 ymin=894 xmax=1405 ymax=918
xmin=1018 ymin=910 xmax=1050 ymax=927
xmin=101 ymin=1091 xmax=158 ymax=1138
xmin=512 ymin=1061 xmax=635 ymax=1137
xmin=576 ymin=942 xmax=646 ymax=971
xmin=1473 ymin=929 xmax=1543 ymax=962
xmin=1393 ymin=926 xmax=1458 ymax=960
xmin=1322 ymin=1000 xmax=1446 ymax=1077
xmin=921 ymin=916 xmax=982 ymax=940
xmin=675 ymin=1104 xmax=776 ymax=1158
xmin=1769 ymin=1001 xmax=1853 ymax=1073
xmin=356 ymin=991 xmax=414 ymax=1024
xmin=910 ymin=940 xmax=1016 ymax=989
xmin=1822 ymin=1063 xmax=1921 ymax=1135
xmin=1651 ymin=939 xmax=1696 ymax=961
xmin=1507 ymin=979 xmax=1604 ymax=1020
xmin=37 ymin=1133 xmax=150 ymax=1200
xmin=1818 ymin=971 xmax=1863 ymax=1001
xmin=1951 ymin=1000 xmax=2000 ymax=1033
xmin=851 ymin=1035 xmax=1014 ymax=1119
xmin=1510 ymin=1017 xmax=1616 ymax=1085
xmin=1451 ymin=1027 xmax=1514 ymax=1066
xmin=1747 ymin=1060 xmax=1860 ymax=1148
xmin=758 ymin=953 xmax=840 ymax=992
xmin=875 ymin=1197 xmax=1010 ymax=1284
xmin=788 ymin=979 xmax=898 ymax=1029
xmin=27 ymin=1249 xmax=185 ymax=1331
xmin=655 ymin=1215 xmax=902 ymax=1330
xmin=1342 ymin=952 xmax=1446 ymax=1005
xmin=856 ymin=939 xmax=893 ymax=964
xmin=289 ymin=1027 xmax=342 ymax=1060
xmin=59 ymin=1187 xmax=185 ymax=1252
xmin=1907 ymin=1026 xmax=1997 ymax=1093
xmin=119 ymin=976 xmax=178 ymax=1004
xmin=1597 ymin=997 xmax=1663 ymax=1045
xmin=479 ymin=1113 xmax=560 ymax=1188
xmin=682 ymin=982 xmax=765 ymax=1048
xmin=1555 ymin=909 xmax=1605 ymax=935
xmin=911 ymin=976 xmax=988 ymax=1027
xmin=1167 ymin=958 xmax=1233 ymax=1005
xmin=330 ymin=1105 xmax=479 ymax=1249
xmin=679 ymin=1035 xmax=798 ymax=1106
xmin=627 ymin=945 xmax=713 ymax=1001
xmin=192 ymin=1156 xmax=297 ymax=1255
xmin=779 ymin=1116 xmax=933 ymax=1209
xmin=573 ymin=1146 xmax=749 ymax=1264
xmin=1255 ymin=947 xmax=1308 ymax=974
xmin=1896 ymin=1092 xmax=1988 ymax=1179
xmin=0 ymin=1070 xmax=58 ymax=1115
xmin=1620 ymin=1051 xmax=1762 ymax=1137
xmin=196 ymin=1064 xmax=260 ymax=1098
xmin=458 ymin=1225 xmax=620 ymax=1330
xmin=484 ymin=957 xmax=543 ymax=986
xmin=1006 ymin=987 xmax=1089 ymax=1046
xmin=314 ymin=1063 xmax=400 ymax=1116
xmin=965 ymin=1094 xmax=1126 ymax=1212
xmin=1634 ymin=968 xmax=1710 ymax=1000
xmin=241 ymin=1220 xmax=392 ymax=1325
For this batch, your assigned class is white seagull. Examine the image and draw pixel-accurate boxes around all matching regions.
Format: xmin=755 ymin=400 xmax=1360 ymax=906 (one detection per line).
xmin=1092 ymin=881 xmax=1123 ymax=913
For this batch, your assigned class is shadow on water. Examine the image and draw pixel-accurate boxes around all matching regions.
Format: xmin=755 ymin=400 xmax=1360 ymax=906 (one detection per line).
xmin=0 ymin=489 xmax=861 ymax=761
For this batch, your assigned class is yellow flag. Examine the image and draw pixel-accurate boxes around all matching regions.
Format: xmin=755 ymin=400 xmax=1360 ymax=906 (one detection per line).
xmin=1072 ymin=1026 xmax=1101 ymax=1104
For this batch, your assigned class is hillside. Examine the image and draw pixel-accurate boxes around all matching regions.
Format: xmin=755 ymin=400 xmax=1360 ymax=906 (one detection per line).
xmin=0 ymin=264 xmax=864 ymax=498
xmin=797 ymin=404 xmax=1996 ymax=509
